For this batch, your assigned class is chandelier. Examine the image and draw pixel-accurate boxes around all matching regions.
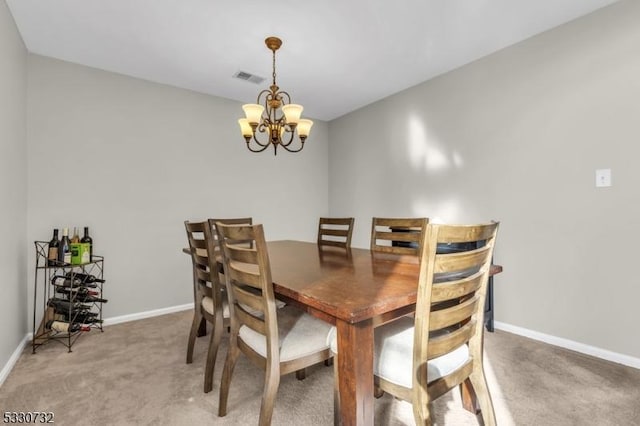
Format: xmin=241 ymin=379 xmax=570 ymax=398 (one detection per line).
xmin=238 ymin=37 xmax=313 ymax=155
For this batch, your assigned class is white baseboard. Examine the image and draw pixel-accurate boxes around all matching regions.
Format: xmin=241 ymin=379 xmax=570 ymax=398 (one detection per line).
xmin=0 ymin=303 xmax=194 ymax=388
xmin=6 ymin=309 xmax=636 ymax=388
xmin=103 ymin=302 xmax=194 ymax=326
xmin=494 ymin=321 xmax=640 ymax=370
xmin=0 ymin=334 xmax=30 ymax=387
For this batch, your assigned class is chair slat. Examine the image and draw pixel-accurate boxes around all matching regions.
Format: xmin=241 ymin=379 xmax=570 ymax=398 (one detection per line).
xmin=433 ymin=246 xmax=492 ymax=274
xmin=229 ymin=264 xmax=262 ymax=289
xmin=370 ymin=217 xmax=428 ymax=256
xmin=431 ymin=271 xmax=484 ymax=303
xmin=435 ymin=224 xmax=497 ymax=244
xmin=318 ymin=217 xmax=354 ymax=248
xmin=227 ymin=244 xmax=259 ymax=264
xmin=375 ymin=232 xmax=421 ymax=243
xmin=429 ymin=294 xmax=479 ymax=330
xmin=233 ymin=284 xmax=265 ymax=314
xmin=235 ymin=304 xmax=266 ymax=335
xmin=319 ymin=228 xmax=349 ymax=237
xmin=374 ymin=218 xmax=426 ymax=228
xmin=427 ymin=320 xmax=476 ymax=360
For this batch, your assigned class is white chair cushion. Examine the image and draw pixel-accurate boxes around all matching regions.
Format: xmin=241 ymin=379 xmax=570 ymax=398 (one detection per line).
xmin=328 ymin=316 xmax=469 ymax=388
xmin=201 ymin=296 xmax=230 ymax=318
xmin=201 ymin=295 xmax=284 ymax=319
xmin=239 ymin=305 xmax=333 ymax=362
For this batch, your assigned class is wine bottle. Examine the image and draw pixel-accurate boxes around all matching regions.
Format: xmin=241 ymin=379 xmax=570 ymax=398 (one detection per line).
xmin=58 ymin=228 xmax=71 ymax=264
xmin=60 ymin=312 xmax=102 ymax=324
xmin=71 ymin=227 xmax=80 ymax=243
xmin=77 ymin=317 xmax=103 ymax=325
xmin=47 ymin=298 xmax=92 ymax=312
xmin=47 ymin=229 xmax=60 ymax=266
xmin=55 ymin=286 xmax=100 ymax=297
xmin=64 ymin=272 xmax=105 ymax=284
xmin=51 ymin=275 xmax=96 ymax=288
xmin=45 ymin=320 xmax=90 ymax=333
xmin=80 ymin=227 xmax=93 ymax=262
xmin=73 ymin=294 xmax=108 ymax=304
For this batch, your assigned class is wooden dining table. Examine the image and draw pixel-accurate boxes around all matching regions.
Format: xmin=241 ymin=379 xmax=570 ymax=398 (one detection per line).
xmin=184 ymin=240 xmax=502 ymax=425
xmin=266 ymin=240 xmax=501 ymax=426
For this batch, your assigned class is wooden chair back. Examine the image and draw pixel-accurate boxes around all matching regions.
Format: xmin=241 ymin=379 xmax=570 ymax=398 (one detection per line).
xmin=185 ymin=220 xmax=232 ymax=392
xmin=412 ymin=222 xmax=499 ymax=413
xmin=215 ymin=223 xmax=279 ymax=362
xmin=184 ymin=220 xmax=223 ymax=316
xmin=370 ymin=217 xmax=428 ymax=256
xmin=317 ymin=217 xmax=355 ymax=248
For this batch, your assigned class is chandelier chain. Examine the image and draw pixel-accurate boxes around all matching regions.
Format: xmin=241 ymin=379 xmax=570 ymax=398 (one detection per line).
xmin=272 ymin=49 xmax=277 ymax=86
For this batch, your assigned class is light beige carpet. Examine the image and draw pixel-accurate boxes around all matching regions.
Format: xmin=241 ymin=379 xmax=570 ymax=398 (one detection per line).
xmin=1 ymin=310 xmax=639 ymax=425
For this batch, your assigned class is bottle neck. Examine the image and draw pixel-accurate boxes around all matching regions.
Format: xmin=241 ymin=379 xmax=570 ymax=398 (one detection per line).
xmin=83 ymin=227 xmax=89 ymax=237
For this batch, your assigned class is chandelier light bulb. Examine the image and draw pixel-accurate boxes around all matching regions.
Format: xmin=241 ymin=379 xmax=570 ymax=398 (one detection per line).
xmin=282 ymin=104 xmax=303 ymax=125
xmin=238 ymin=118 xmax=252 ymax=138
xmin=242 ymin=104 xmax=264 ymax=125
xmin=296 ymin=119 xmax=313 ymax=139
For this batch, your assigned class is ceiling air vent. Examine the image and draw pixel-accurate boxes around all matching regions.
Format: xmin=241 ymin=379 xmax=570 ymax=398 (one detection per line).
xmin=233 ymin=71 xmax=265 ymax=85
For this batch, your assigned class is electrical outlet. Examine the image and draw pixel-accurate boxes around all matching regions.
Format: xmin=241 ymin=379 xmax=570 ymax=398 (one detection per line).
xmin=595 ymin=169 xmax=612 ymax=187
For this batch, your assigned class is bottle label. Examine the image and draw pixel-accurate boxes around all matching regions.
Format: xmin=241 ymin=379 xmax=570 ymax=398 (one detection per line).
xmin=64 ymin=251 xmax=72 ymax=263
xmin=50 ymin=321 xmax=69 ymax=333
xmin=48 ymin=247 xmax=58 ymax=261
xmin=51 ymin=276 xmax=67 ymax=286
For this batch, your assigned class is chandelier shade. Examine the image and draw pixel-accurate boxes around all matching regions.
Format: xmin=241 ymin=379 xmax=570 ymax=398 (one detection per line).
xmin=238 ymin=37 xmax=313 ymax=155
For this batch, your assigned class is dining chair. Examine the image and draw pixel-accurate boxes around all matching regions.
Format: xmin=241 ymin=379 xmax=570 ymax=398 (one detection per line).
xmin=332 ymin=221 xmax=499 ymax=425
xmin=317 ymin=217 xmax=355 ymax=248
xmin=215 ymin=222 xmax=334 ymax=426
xmin=185 ymin=217 xmax=253 ymax=340
xmin=370 ymin=217 xmax=428 ymax=256
xmin=184 ymin=220 xmax=230 ymax=394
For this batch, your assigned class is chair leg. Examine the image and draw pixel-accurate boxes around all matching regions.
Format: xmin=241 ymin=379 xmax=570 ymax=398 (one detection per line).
xmin=218 ymin=341 xmax=240 ymax=417
xmin=460 ymin=378 xmax=479 ymax=414
xmin=412 ymin=401 xmax=433 ymax=426
xmin=467 ymin=370 xmax=496 ymax=426
xmin=295 ymin=368 xmax=307 ymax=380
xmin=259 ymin=362 xmax=281 ymax=426
xmin=197 ymin=317 xmax=207 ymax=337
xmin=374 ymin=385 xmax=384 ymax=398
xmin=186 ymin=311 xmax=203 ymax=364
xmin=204 ymin=316 xmax=223 ymax=393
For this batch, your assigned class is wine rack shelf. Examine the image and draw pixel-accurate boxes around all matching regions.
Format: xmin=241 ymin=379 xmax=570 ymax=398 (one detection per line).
xmin=32 ymin=241 xmax=106 ymax=354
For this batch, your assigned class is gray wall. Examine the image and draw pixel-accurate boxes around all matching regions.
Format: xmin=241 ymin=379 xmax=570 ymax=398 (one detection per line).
xmin=0 ymin=1 xmax=27 ymax=374
xmin=329 ymin=0 xmax=640 ymax=359
xmin=26 ymin=55 xmax=329 ymax=322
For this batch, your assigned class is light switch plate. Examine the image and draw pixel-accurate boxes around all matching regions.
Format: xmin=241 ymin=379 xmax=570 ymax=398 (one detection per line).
xmin=595 ymin=169 xmax=612 ymax=187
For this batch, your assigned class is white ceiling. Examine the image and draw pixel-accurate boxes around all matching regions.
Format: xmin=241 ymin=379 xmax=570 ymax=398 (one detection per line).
xmin=7 ymin=0 xmax=619 ymax=121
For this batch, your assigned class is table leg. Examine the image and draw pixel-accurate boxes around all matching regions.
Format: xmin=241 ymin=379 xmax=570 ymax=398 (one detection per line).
xmin=336 ymin=319 xmax=374 ymax=426
xmin=484 ymin=276 xmax=495 ymax=332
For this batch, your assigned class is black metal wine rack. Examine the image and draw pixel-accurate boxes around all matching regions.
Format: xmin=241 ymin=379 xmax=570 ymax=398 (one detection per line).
xmin=32 ymin=241 xmax=106 ymax=353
